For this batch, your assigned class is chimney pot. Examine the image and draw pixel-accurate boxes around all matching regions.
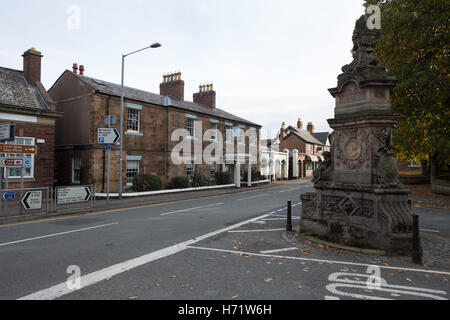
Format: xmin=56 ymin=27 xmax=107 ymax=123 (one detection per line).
xmin=73 ymin=63 xmax=78 ymax=74
xmin=79 ymin=65 xmax=85 ymax=75
xmin=193 ymin=82 xmax=216 ymax=108
xmin=160 ymin=71 xmax=184 ymax=100
xmin=307 ymin=122 xmax=314 ymax=133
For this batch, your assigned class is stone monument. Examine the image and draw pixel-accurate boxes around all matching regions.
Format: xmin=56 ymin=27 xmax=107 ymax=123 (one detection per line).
xmin=299 ymin=14 xmax=413 ymax=255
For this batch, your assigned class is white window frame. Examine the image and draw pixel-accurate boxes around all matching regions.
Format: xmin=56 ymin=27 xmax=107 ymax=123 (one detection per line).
xmin=127 ymin=108 xmax=141 ymax=133
xmin=3 ymin=137 xmax=35 ymax=179
xmin=186 ymin=161 xmax=195 ymax=179
xmin=210 ymin=123 xmax=218 ymax=141
xmin=72 ymin=156 xmax=81 ymax=184
xmin=126 ymin=160 xmax=140 ymax=186
xmin=210 ymin=162 xmax=217 ymax=181
xmin=186 ymin=118 xmax=195 ymax=138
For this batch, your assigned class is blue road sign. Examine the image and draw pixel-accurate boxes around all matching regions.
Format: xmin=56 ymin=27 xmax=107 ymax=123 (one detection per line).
xmin=105 ymin=145 xmax=111 ymax=151
xmin=99 ymin=137 xmax=105 ymax=144
xmin=3 ymin=191 xmax=15 ymax=200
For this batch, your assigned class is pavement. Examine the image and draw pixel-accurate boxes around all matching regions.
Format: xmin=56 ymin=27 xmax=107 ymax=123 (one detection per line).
xmin=0 ymin=179 xmax=448 ymax=301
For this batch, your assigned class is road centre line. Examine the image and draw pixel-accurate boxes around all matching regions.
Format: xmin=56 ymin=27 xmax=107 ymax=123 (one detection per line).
xmin=237 ymin=194 xmax=271 ymax=201
xmin=187 ymin=246 xmax=450 ymax=276
xmin=0 ymin=223 xmax=119 ymax=248
xmin=18 ymin=212 xmax=272 ymax=300
xmin=160 ymin=202 xmax=224 ymax=216
xmin=228 ymin=228 xmax=285 ymax=233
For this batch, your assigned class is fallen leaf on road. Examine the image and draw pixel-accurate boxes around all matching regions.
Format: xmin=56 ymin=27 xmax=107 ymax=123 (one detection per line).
xmin=364 ymin=290 xmax=373 ymax=293
xmin=192 ymin=237 xmax=197 ymax=240
xmin=169 ymin=275 xmax=177 ymax=279
xmin=384 ymin=263 xmax=390 ymax=266
xmin=442 ymin=277 xmax=448 ymax=282
xmin=398 ymin=270 xmax=407 ymax=273
xmin=128 ymin=296 xmax=139 ymax=300
xmin=354 ymin=277 xmax=360 ymax=281
xmin=266 ymin=262 xmax=271 ymax=264
xmin=264 ymin=278 xmax=273 ymax=283
xmin=278 ymin=262 xmax=283 ymax=265
xmin=106 ymin=276 xmax=112 ymax=281
xmin=406 ymin=278 xmax=412 ymax=282
xmin=297 ymin=285 xmax=303 ymax=289
xmin=155 ymin=283 xmax=160 ymax=287
xmin=318 ymin=262 xmax=325 ymax=265
xmin=340 ymin=268 xmax=349 ymax=272
xmin=200 ymin=216 xmax=204 ymax=219
xmin=232 ymin=295 xmax=238 ymax=299
xmin=303 ymin=269 xmax=308 ymax=272
xmin=223 ymin=255 xmax=227 ymax=258
xmin=300 ymin=262 xmax=305 ymax=265
xmin=207 ymin=258 xmax=215 ymax=260
xmin=390 ymin=293 xmax=401 ymax=297
xmin=105 ymin=243 xmax=113 ymax=247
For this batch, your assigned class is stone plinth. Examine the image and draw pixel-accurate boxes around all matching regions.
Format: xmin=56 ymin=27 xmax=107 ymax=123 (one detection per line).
xmin=299 ymin=14 xmax=413 ymax=256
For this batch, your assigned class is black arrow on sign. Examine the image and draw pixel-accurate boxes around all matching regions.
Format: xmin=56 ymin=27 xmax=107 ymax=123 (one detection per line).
xmin=22 ymin=192 xmax=31 ymax=210
xmin=84 ymin=187 xmax=91 ymax=201
xmin=113 ymin=129 xmax=120 ymax=144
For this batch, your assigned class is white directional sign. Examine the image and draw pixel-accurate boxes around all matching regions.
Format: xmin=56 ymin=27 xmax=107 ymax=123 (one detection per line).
xmin=21 ymin=191 xmax=42 ymax=210
xmin=97 ymin=128 xmax=120 ymax=144
xmin=57 ymin=186 xmax=92 ymax=204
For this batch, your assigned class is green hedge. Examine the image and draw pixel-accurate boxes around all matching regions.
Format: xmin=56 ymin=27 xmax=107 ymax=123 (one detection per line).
xmin=167 ymin=176 xmax=190 ymax=189
xmin=214 ymin=171 xmax=233 ymax=185
xmin=132 ymin=174 xmax=162 ymax=192
xmin=191 ymin=170 xmax=210 ymax=187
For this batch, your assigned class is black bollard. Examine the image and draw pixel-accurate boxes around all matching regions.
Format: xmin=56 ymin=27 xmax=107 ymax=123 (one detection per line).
xmin=286 ymin=201 xmax=292 ymax=232
xmin=412 ymin=214 xmax=422 ymax=264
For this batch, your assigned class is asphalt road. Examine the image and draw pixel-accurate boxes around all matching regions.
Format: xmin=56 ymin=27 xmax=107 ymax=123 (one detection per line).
xmin=0 ymin=180 xmax=449 ymax=301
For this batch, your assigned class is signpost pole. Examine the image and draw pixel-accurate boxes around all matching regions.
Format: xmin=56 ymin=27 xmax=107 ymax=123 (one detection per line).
xmin=107 ymin=145 xmax=111 ymax=204
xmin=20 ymin=167 xmax=24 ymax=215
xmin=5 ymin=169 xmax=8 ymax=215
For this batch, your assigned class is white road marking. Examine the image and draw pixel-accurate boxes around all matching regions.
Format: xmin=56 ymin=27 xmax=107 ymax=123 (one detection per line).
xmin=262 ymin=217 xmax=300 ymax=221
xmin=420 ymin=229 xmax=440 ymax=233
xmin=18 ymin=212 xmax=272 ymax=300
xmin=324 ymin=296 xmax=341 ymax=300
xmin=279 ymin=188 xmax=298 ymax=193
xmin=187 ymin=246 xmax=450 ymax=276
xmin=0 ymin=223 xmax=119 ymax=248
xmin=260 ymin=247 xmax=299 ymax=254
xmin=237 ymin=194 xmax=271 ymax=201
xmin=160 ymin=202 xmax=224 ymax=216
xmin=326 ymin=272 xmax=447 ymax=300
xmin=228 ymin=228 xmax=285 ymax=233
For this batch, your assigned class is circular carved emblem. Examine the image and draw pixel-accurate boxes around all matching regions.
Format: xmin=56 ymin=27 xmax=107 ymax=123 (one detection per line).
xmin=343 ymin=139 xmax=362 ymax=160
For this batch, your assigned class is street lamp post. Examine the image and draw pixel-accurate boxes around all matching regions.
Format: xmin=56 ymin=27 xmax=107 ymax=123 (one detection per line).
xmin=118 ymin=42 xmax=161 ymax=199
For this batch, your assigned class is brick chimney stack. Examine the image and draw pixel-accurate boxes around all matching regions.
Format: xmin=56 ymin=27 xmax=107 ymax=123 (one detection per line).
xmin=297 ymin=118 xmax=303 ymax=129
xmin=79 ymin=65 xmax=85 ymax=75
xmin=193 ymin=83 xmax=216 ymax=108
xmin=22 ymin=48 xmax=43 ymax=86
xmin=280 ymin=122 xmax=286 ymax=139
xmin=307 ymin=122 xmax=314 ymax=133
xmin=72 ymin=63 xmax=78 ymax=74
xmin=160 ymin=72 xmax=184 ymax=101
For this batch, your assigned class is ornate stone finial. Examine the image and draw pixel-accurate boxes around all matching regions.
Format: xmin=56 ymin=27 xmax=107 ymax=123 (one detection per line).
xmin=341 ymin=14 xmax=383 ymax=74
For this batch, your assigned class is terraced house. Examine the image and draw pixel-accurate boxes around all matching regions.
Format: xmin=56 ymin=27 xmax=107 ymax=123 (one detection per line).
xmin=49 ymin=68 xmax=261 ymax=191
xmin=0 ymin=48 xmax=61 ymax=189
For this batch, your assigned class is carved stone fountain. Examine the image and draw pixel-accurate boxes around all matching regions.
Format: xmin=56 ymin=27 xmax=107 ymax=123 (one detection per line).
xmin=299 ymin=14 xmax=413 ymax=255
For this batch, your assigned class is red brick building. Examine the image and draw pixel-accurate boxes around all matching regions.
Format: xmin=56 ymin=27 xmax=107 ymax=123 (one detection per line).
xmin=0 ymin=48 xmax=61 ymax=189
xmin=277 ymin=118 xmax=329 ymax=178
xmin=49 ymin=69 xmax=261 ymax=191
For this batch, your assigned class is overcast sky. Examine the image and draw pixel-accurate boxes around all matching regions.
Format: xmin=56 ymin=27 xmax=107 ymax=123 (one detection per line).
xmin=0 ymin=0 xmax=366 ymax=139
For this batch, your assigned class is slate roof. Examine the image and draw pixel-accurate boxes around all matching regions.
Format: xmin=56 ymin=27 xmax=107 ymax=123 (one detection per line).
xmin=71 ymin=72 xmax=261 ymax=127
xmin=285 ymin=126 xmax=323 ymax=145
xmin=0 ymin=67 xmax=50 ymax=110
xmin=312 ymin=132 xmax=330 ymax=145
